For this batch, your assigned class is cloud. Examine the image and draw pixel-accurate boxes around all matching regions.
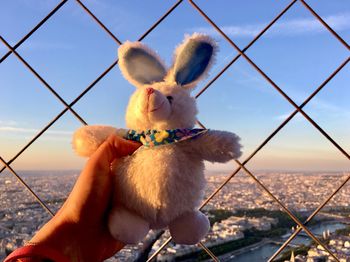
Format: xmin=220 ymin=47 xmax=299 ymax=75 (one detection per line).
xmin=0 ymin=126 xmax=71 ymax=136
xmin=309 ymin=98 xmax=345 ymax=112
xmin=72 ymin=0 xmax=139 ymax=35
xmin=0 ymin=39 xmax=74 ymax=52
xmin=274 ymin=112 xmax=303 ymax=122
xmin=194 ymin=25 xmax=258 ymax=38
xmin=193 ymin=12 xmax=350 ymax=38
xmin=0 ymin=120 xmax=19 ymax=126
xmin=19 ymin=41 xmax=74 ymax=51
xmin=308 ymin=98 xmax=350 ymax=119
xmin=270 ymin=13 xmax=350 ymax=36
xmin=274 ymin=97 xmax=350 ymax=123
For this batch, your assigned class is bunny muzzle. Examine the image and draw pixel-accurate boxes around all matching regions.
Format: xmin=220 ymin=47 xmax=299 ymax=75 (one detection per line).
xmin=144 ymin=87 xmax=171 ymax=121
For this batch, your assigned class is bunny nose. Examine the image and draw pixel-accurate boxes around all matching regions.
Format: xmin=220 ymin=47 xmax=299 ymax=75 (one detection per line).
xmin=146 ymin=87 xmax=154 ymax=96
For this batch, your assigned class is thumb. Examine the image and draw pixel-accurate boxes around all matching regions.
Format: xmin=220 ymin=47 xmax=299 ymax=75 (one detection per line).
xmin=87 ymin=135 xmax=141 ymax=172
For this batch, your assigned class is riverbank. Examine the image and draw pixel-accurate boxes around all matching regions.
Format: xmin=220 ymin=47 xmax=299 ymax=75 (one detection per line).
xmin=174 ymin=209 xmax=323 ymax=261
xmin=214 ymin=221 xmax=348 ymax=262
xmin=150 ymin=208 xmax=350 ymax=261
xmin=204 ymin=238 xmax=278 ymax=261
xmin=182 ymin=219 xmax=348 ymax=262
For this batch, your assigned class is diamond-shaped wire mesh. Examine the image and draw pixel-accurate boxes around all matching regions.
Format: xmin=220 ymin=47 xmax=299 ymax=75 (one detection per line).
xmin=1 ymin=0 xmax=349 ymax=261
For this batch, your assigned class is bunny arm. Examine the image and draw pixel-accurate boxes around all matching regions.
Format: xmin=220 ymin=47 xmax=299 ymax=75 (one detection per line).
xmin=184 ymin=130 xmax=242 ymax=163
xmin=73 ymin=125 xmax=127 ymax=157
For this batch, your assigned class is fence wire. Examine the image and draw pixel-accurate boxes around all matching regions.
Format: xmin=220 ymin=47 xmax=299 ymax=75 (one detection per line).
xmin=1 ymin=0 xmax=349 ymax=261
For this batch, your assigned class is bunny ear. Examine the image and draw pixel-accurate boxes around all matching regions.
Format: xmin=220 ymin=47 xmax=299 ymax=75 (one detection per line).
xmin=118 ymin=41 xmax=167 ymax=88
xmin=167 ymin=33 xmax=217 ymax=89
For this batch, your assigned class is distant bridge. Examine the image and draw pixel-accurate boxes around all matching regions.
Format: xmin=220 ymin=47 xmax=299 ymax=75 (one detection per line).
xmin=297 ymin=231 xmax=322 ymax=238
xmin=318 ymin=212 xmax=350 ymax=223
xmin=271 ymin=241 xmax=299 ymax=248
xmin=282 ymin=231 xmax=322 ymax=239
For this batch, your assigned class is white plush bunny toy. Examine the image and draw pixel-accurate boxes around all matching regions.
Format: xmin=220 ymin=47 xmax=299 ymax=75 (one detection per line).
xmin=73 ymin=33 xmax=241 ymax=245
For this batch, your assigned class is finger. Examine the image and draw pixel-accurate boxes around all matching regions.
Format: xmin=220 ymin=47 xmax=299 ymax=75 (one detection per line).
xmin=110 ymin=158 xmax=121 ymax=174
xmin=102 ymin=236 xmax=125 ymax=260
xmin=67 ymin=136 xmax=140 ymax=213
xmin=106 ymin=134 xmax=141 ymax=159
xmin=87 ymin=135 xmax=141 ymax=172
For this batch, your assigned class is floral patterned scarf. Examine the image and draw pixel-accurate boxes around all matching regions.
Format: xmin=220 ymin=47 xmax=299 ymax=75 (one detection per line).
xmin=124 ymin=128 xmax=207 ymax=147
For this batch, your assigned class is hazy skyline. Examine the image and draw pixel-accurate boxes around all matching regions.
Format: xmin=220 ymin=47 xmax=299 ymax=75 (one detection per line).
xmin=1 ymin=0 xmax=349 ymax=171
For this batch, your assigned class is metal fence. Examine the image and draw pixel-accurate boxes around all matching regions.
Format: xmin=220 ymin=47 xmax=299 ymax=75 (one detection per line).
xmin=1 ymin=0 xmax=349 ymax=261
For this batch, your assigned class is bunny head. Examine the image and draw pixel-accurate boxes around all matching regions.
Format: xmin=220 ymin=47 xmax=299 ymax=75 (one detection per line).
xmin=118 ymin=33 xmax=217 ymax=130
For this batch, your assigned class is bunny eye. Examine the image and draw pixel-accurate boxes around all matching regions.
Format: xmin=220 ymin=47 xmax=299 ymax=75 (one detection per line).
xmin=166 ymin=96 xmax=174 ymax=104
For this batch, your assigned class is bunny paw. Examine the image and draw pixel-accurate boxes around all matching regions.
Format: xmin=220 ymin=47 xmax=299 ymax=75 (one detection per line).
xmin=208 ymin=130 xmax=242 ymax=162
xmin=72 ymin=125 xmax=118 ymax=157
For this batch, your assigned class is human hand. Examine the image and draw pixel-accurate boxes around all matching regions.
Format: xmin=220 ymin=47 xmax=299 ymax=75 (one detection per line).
xmin=30 ymin=135 xmax=141 ymax=261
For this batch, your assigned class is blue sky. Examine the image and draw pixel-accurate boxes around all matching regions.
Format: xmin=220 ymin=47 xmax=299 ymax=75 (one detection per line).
xmin=0 ymin=0 xmax=349 ymax=171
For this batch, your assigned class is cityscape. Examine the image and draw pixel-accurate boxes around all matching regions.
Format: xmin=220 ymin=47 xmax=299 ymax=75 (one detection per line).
xmin=1 ymin=1 xmax=349 ymax=262
xmin=0 ymin=170 xmax=349 ymax=261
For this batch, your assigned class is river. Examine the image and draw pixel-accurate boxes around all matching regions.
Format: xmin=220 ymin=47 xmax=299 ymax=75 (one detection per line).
xmin=216 ymin=221 xmax=347 ymax=262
